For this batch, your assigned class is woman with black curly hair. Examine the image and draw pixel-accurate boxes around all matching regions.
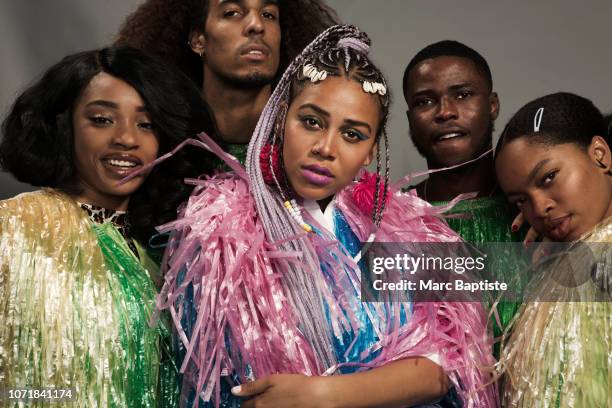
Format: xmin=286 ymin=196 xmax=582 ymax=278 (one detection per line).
xmin=0 ymin=46 xmax=215 ymax=406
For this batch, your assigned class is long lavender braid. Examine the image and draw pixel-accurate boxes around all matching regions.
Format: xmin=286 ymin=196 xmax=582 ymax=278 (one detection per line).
xmin=245 ymin=24 xmax=391 ymax=370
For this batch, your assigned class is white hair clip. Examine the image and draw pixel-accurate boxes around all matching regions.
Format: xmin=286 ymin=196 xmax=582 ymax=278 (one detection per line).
xmin=362 ymin=80 xmax=387 ymax=96
xmin=302 ymin=64 xmax=328 ymax=83
xmin=534 ymin=107 xmax=544 ymax=132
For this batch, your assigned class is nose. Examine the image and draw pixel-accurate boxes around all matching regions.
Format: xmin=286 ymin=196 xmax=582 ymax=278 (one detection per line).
xmin=434 ymin=96 xmax=458 ymax=122
xmin=311 ymin=130 xmax=336 ymax=159
xmin=112 ymin=122 xmax=139 ymax=149
xmin=244 ymin=11 xmax=265 ymax=36
xmin=531 ymin=192 xmax=555 ymax=218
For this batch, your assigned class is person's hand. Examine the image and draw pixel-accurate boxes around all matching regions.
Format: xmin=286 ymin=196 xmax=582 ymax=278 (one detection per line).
xmin=511 ymin=212 xmax=552 ymax=263
xmin=511 ymin=212 xmax=540 ymax=245
xmin=233 ymin=374 xmax=330 ymax=408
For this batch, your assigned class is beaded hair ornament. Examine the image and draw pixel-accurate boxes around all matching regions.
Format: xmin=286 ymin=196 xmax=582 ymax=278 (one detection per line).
xmin=248 ymin=24 xmax=391 ymax=237
xmin=301 ymin=63 xmax=387 ymax=96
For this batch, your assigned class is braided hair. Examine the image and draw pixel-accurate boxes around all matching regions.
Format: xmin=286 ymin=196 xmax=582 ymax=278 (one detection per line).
xmin=245 ymin=25 xmax=390 ymax=368
xmin=249 ymin=24 xmax=391 ymax=233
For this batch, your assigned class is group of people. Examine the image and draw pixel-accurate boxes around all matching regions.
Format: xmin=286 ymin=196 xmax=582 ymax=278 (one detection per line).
xmin=0 ymin=1 xmax=609 ymax=407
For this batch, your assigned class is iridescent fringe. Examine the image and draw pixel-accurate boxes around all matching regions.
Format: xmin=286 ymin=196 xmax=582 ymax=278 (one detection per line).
xmin=496 ymin=221 xmax=611 ymax=407
xmin=155 ymin=172 xmax=498 ymax=407
xmin=0 ymin=189 xmax=173 ymax=407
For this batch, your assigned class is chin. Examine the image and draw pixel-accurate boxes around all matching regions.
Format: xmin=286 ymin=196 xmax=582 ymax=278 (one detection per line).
xmin=103 ymin=182 xmax=143 ymax=199
xmin=293 ymin=186 xmax=333 ymax=202
xmin=235 ymin=71 xmax=275 ymax=88
xmin=450 ymin=149 xmax=483 ymax=165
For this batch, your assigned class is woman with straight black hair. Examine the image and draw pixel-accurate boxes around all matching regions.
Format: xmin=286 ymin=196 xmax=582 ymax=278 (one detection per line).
xmin=0 ymin=46 xmax=215 ymax=406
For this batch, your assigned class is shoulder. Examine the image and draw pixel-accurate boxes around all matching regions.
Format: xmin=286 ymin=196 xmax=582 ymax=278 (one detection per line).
xmin=582 ymin=217 xmax=612 ymax=242
xmin=185 ymin=173 xmax=252 ymax=213
xmin=0 ymin=189 xmax=87 ymax=234
xmin=1 ymin=189 xmax=63 ymax=216
xmin=163 ymin=173 xmax=257 ymax=235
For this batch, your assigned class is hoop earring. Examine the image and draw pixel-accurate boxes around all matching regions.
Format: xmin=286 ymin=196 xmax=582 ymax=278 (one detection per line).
xmin=187 ymin=40 xmax=203 ymax=57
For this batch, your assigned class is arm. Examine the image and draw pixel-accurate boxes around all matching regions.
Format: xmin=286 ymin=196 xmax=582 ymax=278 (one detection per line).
xmin=234 ymin=357 xmax=449 ymax=408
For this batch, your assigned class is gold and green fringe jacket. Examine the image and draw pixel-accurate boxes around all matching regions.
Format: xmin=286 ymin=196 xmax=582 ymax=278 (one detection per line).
xmin=0 ymin=189 xmax=177 ymax=407
xmin=499 ymin=218 xmax=611 ymax=407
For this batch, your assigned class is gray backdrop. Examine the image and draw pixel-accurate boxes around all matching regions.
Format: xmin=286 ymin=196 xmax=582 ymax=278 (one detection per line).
xmin=1 ymin=0 xmax=611 ymax=199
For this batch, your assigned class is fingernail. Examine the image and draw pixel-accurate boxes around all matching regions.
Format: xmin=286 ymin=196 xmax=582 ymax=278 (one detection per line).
xmin=511 ymin=225 xmax=518 ymax=232
xmin=231 ymin=385 xmax=241 ymax=395
xmin=524 ymin=241 xmax=530 ymax=248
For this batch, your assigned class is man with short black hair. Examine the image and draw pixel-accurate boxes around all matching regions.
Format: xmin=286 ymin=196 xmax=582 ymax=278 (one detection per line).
xmin=403 ymin=41 xmax=524 ymax=360
xmin=403 ymin=40 xmax=499 ymax=202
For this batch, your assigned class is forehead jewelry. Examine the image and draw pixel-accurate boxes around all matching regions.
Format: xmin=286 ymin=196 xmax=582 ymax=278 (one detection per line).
xmin=301 ymin=63 xmax=387 ymax=96
xmin=362 ymin=80 xmax=386 ymax=96
xmin=533 ymin=107 xmax=544 ymax=132
xmin=303 ymin=64 xmax=327 ymax=82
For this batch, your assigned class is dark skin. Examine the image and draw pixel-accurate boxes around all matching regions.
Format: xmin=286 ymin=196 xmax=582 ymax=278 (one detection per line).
xmin=233 ymin=358 xmax=449 ymax=408
xmin=404 ymin=56 xmax=499 ymax=202
xmin=496 ymin=137 xmax=612 ymax=242
xmin=189 ymin=0 xmax=281 ymax=143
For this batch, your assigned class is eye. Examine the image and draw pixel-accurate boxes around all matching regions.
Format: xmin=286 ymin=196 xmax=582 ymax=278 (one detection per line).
xmin=262 ymin=10 xmax=278 ymax=20
xmin=413 ymin=98 xmax=433 ymax=108
xmin=541 ymin=170 xmax=558 ymax=186
xmin=457 ymin=91 xmax=474 ymax=100
xmin=223 ymin=9 xmax=241 ymax=17
xmin=342 ymin=129 xmax=368 ymax=143
xmin=89 ymin=116 xmax=113 ymax=126
xmin=138 ymin=121 xmax=155 ymax=131
xmin=300 ymin=115 xmax=322 ymax=130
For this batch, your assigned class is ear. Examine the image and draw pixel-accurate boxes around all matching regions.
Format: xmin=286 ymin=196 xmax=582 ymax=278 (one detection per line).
xmin=189 ymin=29 xmax=206 ymax=57
xmin=588 ymin=135 xmax=612 ymax=172
xmin=363 ymin=143 xmax=377 ymax=167
xmin=489 ymin=92 xmax=500 ymax=121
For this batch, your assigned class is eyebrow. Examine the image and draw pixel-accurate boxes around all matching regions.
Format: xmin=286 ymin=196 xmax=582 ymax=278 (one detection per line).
xmin=84 ymin=100 xmax=146 ymax=112
xmin=505 ymin=158 xmax=552 ymax=196
xmin=218 ymin=0 xmax=278 ymax=6
xmin=299 ymin=103 xmax=372 ymax=133
xmin=410 ymin=82 xmax=476 ymax=99
xmin=299 ymin=103 xmax=330 ymax=118
xmin=345 ymin=119 xmax=372 ymax=133
xmin=448 ymin=82 xmax=475 ymax=91
xmin=526 ymin=158 xmax=551 ymax=185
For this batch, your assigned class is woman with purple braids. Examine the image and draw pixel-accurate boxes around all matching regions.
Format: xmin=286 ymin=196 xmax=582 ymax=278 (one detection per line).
xmin=155 ymin=25 xmax=497 ymax=408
